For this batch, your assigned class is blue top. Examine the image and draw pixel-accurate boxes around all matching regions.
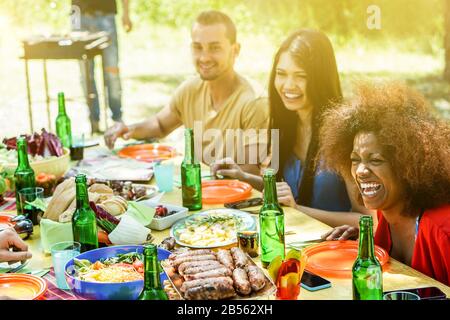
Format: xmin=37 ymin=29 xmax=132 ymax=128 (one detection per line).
xmin=283 ymin=154 xmax=351 ymax=211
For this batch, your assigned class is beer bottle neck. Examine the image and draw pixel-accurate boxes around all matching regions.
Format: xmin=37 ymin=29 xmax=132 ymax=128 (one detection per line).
xmin=263 ymin=174 xmax=278 ymax=205
xmin=17 ymin=140 xmax=31 ymax=169
xmin=184 ymin=130 xmax=195 ymax=164
xmin=143 ymin=250 xmax=161 ymax=290
xmin=58 ymin=94 xmax=67 ymax=115
xmin=75 ymin=180 xmax=90 ymax=210
xmin=357 ymin=220 xmax=375 ymax=259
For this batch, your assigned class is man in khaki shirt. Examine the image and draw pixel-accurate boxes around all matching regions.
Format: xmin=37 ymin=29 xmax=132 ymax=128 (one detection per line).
xmin=104 ymin=10 xmax=269 ymax=174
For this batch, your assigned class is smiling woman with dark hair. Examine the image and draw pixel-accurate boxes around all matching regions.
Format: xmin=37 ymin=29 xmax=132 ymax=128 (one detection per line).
xmin=320 ymin=82 xmax=450 ymax=285
xmin=212 ymin=29 xmax=371 ymax=227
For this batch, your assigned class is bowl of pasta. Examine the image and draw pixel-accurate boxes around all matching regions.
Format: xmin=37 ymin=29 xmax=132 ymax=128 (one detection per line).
xmin=64 ymin=245 xmax=171 ymax=300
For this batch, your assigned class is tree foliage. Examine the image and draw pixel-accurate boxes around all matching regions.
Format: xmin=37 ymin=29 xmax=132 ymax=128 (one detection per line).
xmin=0 ymin=0 xmax=444 ymax=51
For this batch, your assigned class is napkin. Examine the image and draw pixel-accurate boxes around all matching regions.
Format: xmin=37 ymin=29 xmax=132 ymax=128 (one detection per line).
xmin=124 ymin=201 xmax=156 ymax=227
xmin=40 ymin=218 xmax=74 ymax=254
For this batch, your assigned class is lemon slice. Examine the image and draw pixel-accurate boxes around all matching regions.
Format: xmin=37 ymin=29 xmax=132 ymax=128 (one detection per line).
xmin=280 ymin=272 xmax=300 ymax=288
xmin=286 ymin=248 xmax=302 ymax=261
xmin=267 ymin=255 xmax=283 ymax=281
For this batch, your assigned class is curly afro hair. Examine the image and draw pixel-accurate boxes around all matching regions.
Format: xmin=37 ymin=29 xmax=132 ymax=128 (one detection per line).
xmin=318 ymin=81 xmax=450 ymax=216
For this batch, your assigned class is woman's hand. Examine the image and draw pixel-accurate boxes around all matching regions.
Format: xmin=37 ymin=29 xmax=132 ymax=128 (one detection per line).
xmin=210 ymin=158 xmax=245 ymax=180
xmin=321 ymin=225 xmax=359 ymax=241
xmin=276 ymin=182 xmax=296 ymax=208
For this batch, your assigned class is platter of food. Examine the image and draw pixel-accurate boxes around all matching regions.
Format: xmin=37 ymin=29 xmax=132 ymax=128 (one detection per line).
xmin=170 ymin=209 xmax=256 ymax=249
xmin=161 ymin=247 xmax=275 ymax=300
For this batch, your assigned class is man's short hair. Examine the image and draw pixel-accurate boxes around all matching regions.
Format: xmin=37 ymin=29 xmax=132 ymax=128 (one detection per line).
xmin=195 ymin=10 xmax=237 ymax=44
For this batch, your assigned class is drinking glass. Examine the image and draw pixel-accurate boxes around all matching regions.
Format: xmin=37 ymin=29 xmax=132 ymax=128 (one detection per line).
xmin=51 ymin=241 xmax=81 ymax=290
xmin=154 ymin=161 xmax=174 ymax=192
xmin=383 ymin=291 xmax=421 ymax=300
xmin=18 ymin=187 xmax=44 ymax=225
xmin=70 ymin=135 xmax=85 ymax=161
xmin=275 ymin=253 xmax=308 ymax=300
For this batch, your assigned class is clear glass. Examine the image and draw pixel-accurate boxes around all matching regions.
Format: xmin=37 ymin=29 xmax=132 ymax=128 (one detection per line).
xmin=18 ymin=187 xmax=44 ymax=225
xmin=51 ymin=241 xmax=81 ymax=290
xmin=383 ymin=291 xmax=420 ymax=300
xmin=154 ymin=161 xmax=174 ymax=192
xmin=70 ymin=135 xmax=85 ymax=161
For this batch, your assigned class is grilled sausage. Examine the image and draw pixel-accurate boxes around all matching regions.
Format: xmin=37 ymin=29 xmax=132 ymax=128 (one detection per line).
xmin=230 ymin=247 xmax=249 ymax=268
xmin=180 ymin=276 xmax=234 ymax=293
xmin=169 ymin=249 xmax=215 ymax=260
xmin=178 ymin=260 xmax=222 ymax=275
xmin=183 ymin=263 xmax=226 ymax=275
xmin=232 ymin=268 xmax=252 ymax=295
xmin=183 ymin=267 xmax=232 ymax=281
xmin=182 ymin=277 xmax=236 ymax=300
xmin=172 ymin=254 xmax=217 ymax=269
xmin=216 ymin=249 xmax=234 ymax=270
xmin=246 ymin=265 xmax=266 ymax=292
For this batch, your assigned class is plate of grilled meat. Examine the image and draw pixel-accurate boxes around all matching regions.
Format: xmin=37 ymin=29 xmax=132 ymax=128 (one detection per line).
xmin=161 ymin=247 xmax=275 ymax=300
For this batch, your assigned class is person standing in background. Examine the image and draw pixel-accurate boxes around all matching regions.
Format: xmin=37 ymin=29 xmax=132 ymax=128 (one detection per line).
xmin=71 ymin=0 xmax=132 ymax=134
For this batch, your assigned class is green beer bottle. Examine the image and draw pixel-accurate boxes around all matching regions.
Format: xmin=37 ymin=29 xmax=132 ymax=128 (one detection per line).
xmin=72 ymin=174 xmax=98 ymax=253
xmin=55 ymin=92 xmax=72 ymax=149
xmin=137 ymin=244 xmax=169 ymax=300
xmin=259 ymin=168 xmax=285 ymax=268
xmin=14 ymin=137 xmax=36 ymax=215
xmin=181 ymin=128 xmax=202 ymax=210
xmin=352 ymin=215 xmax=383 ymax=300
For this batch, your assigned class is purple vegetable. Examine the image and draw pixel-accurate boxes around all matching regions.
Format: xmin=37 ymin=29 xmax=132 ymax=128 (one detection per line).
xmin=89 ymin=201 xmax=120 ymax=225
xmin=3 ymin=129 xmax=64 ymax=157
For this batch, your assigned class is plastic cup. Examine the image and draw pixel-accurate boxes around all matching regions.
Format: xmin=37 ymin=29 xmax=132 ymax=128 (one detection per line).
xmin=51 ymin=241 xmax=81 ymax=290
xmin=18 ymin=187 xmax=44 ymax=225
xmin=154 ymin=161 xmax=174 ymax=192
xmin=383 ymin=291 xmax=421 ymax=300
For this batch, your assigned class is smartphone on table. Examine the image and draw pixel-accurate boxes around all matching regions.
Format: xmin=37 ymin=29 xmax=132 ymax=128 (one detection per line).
xmin=301 ymin=270 xmax=332 ymax=291
xmin=383 ymin=286 xmax=447 ymax=300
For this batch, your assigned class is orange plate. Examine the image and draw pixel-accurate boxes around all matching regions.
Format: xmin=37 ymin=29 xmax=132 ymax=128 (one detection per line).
xmin=117 ymin=144 xmax=176 ymax=162
xmin=303 ymin=240 xmax=389 ymax=278
xmin=0 ymin=274 xmax=48 ymax=300
xmin=0 ymin=213 xmax=14 ymax=230
xmin=202 ymin=180 xmax=253 ymax=204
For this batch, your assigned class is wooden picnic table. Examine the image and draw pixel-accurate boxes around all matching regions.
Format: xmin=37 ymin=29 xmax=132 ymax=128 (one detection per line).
xmin=22 ymin=149 xmax=450 ymax=300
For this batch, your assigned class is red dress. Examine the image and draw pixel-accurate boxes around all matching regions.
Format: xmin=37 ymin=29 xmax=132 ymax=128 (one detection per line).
xmin=374 ymin=205 xmax=450 ymax=286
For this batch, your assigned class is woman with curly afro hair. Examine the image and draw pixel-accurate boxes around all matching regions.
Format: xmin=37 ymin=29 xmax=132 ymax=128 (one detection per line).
xmin=320 ymin=82 xmax=450 ymax=285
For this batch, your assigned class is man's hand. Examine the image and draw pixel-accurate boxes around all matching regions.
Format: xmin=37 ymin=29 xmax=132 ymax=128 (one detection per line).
xmin=276 ymin=182 xmax=296 ymax=208
xmin=321 ymin=225 xmax=359 ymax=241
xmin=104 ymin=122 xmax=132 ymax=149
xmin=0 ymin=228 xmax=32 ymax=264
xmin=210 ymin=158 xmax=245 ymax=180
xmin=122 ymin=13 xmax=132 ymax=33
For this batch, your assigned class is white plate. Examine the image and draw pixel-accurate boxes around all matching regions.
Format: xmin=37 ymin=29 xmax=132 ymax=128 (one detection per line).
xmin=170 ymin=208 xmax=256 ymax=249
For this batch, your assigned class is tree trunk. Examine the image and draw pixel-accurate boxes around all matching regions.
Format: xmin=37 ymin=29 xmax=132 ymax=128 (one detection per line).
xmin=444 ymin=0 xmax=450 ymax=81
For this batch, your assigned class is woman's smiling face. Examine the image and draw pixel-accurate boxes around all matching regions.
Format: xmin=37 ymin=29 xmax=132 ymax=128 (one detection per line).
xmin=351 ymin=132 xmax=406 ymax=211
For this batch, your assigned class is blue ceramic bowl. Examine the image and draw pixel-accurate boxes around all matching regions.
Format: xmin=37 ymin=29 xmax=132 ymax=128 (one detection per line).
xmin=65 ymin=245 xmax=170 ymax=300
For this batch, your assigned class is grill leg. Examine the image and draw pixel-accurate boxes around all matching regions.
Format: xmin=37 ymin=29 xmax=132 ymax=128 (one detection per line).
xmin=43 ymin=59 xmax=51 ymax=131
xmin=24 ymin=58 xmax=34 ymax=134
